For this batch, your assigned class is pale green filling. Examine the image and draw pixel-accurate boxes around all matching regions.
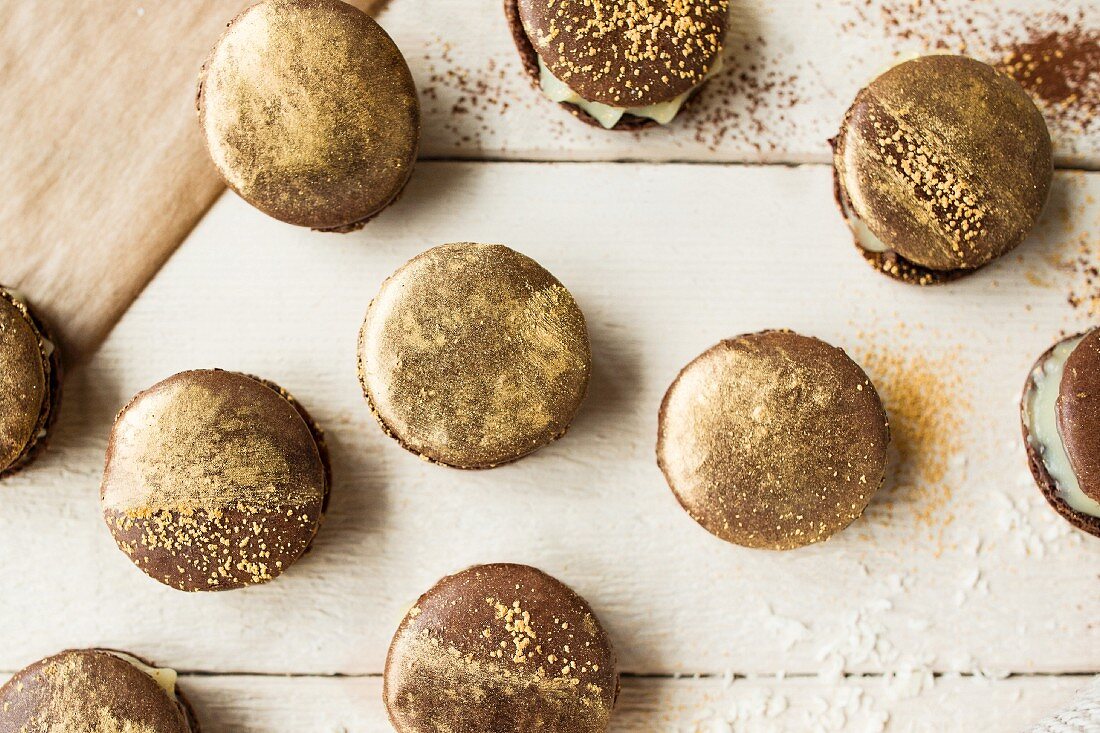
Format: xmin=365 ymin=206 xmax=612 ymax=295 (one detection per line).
xmin=839 ymin=188 xmax=890 ymax=253
xmin=109 ymin=651 xmax=179 ymax=699
xmin=537 ymin=57 xmax=721 ymax=129
xmin=1024 ymin=335 xmax=1100 ymax=517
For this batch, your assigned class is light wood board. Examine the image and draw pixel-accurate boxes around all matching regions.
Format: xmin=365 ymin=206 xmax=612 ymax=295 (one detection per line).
xmin=1 ymin=162 xmax=1098 ymax=728
xmin=0 ymin=672 xmax=1089 ymax=733
xmin=0 ymin=0 xmax=1092 ymax=366
xmin=0 ymin=0 xmax=378 ymax=363
xmin=394 ymin=0 xmax=1099 ymax=166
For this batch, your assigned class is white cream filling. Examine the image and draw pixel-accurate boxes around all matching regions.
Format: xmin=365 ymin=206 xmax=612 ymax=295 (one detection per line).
xmin=108 ymin=651 xmax=179 ymax=699
xmin=839 ymin=185 xmax=890 ymax=253
xmin=1024 ymin=335 xmax=1100 ymax=518
xmin=537 ymin=57 xmax=722 ymax=129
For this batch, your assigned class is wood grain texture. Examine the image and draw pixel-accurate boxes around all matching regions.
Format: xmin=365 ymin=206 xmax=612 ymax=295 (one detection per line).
xmin=397 ymin=0 xmax=1098 ymax=166
xmin=25 ymin=673 xmax=1094 ymax=733
xmin=0 ymin=0 xmax=378 ymax=364
xmin=1 ymin=0 xmax=1092 ymax=366
xmin=1 ymin=165 xmax=1097 ymax=695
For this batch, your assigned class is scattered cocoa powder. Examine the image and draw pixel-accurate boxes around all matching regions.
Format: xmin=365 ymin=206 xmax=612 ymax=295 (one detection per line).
xmin=995 ymin=27 xmax=1099 ymax=131
xmin=840 ymin=2 xmax=1097 ymax=146
xmin=853 ymin=327 xmax=973 ymax=545
xmin=685 ymin=34 xmax=805 ymax=154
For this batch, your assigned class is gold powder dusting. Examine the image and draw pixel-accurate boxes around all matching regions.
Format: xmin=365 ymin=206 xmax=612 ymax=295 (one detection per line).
xmin=385 ymin=565 xmax=617 ymax=733
xmin=199 ymin=0 xmax=419 ymax=229
xmin=519 ymin=0 xmax=728 ymax=106
xmin=835 ymin=56 xmax=1052 ymax=272
xmin=100 ymin=370 xmax=327 ymax=591
xmin=854 ymin=330 xmax=970 ymax=545
xmin=0 ymin=291 xmax=48 ymax=471
xmin=359 ymin=243 xmax=591 ymax=468
xmin=105 ymin=502 xmax=320 ymax=591
xmin=0 ymin=651 xmax=188 ymax=733
xmin=864 ymin=106 xmax=990 ymax=254
xmin=658 ymin=332 xmax=889 ymax=550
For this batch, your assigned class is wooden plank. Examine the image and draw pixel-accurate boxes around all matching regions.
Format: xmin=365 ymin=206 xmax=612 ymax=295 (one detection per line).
xmin=3 ymin=0 xmax=1090 ymax=365
xmin=0 ymin=163 xmax=1098 ymax=678
xmin=0 ymin=0 xmax=381 ymax=364
xmin=0 ymin=672 xmax=1087 ymax=732
xmin=388 ymin=0 xmax=1098 ymax=167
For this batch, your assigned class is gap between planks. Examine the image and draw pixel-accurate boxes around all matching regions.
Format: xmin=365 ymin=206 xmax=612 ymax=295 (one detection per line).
xmin=415 ymin=157 xmax=1100 ymax=173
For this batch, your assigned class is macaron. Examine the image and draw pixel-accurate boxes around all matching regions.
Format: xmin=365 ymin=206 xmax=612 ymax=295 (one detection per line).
xmin=0 ymin=649 xmax=199 ymax=733
xmin=0 ymin=287 xmax=61 ymax=479
xmin=506 ymin=0 xmax=729 ymax=130
xmin=1021 ymin=329 xmax=1100 ymax=538
xmin=100 ymin=370 xmax=331 ymax=591
xmin=357 ymin=243 xmax=590 ymax=469
xmin=385 ymin=563 xmax=619 ymax=733
xmin=197 ymin=0 xmax=420 ymax=231
xmin=657 ymin=330 xmax=890 ymax=550
xmin=832 ymin=55 xmax=1052 ymax=285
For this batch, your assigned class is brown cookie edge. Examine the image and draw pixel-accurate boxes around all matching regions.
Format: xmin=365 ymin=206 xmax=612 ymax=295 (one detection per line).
xmin=504 ymin=0 xmax=659 ymax=132
xmin=1020 ymin=338 xmax=1100 ymax=539
xmin=0 ymin=289 xmax=63 ymax=480
xmin=656 ymin=329 xmax=891 ymax=550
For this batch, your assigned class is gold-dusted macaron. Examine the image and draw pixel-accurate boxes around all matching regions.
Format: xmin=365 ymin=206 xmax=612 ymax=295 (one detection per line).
xmin=505 ymin=0 xmax=729 ymax=130
xmin=197 ymin=0 xmax=420 ymax=231
xmin=0 ymin=649 xmax=199 ymax=733
xmin=657 ymin=331 xmax=890 ymax=550
xmin=385 ymin=564 xmax=619 ymax=733
xmin=0 ymin=287 xmax=61 ymax=479
xmin=833 ymin=55 xmax=1052 ymax=284
xmin=358 ymin=243 xmax=591 ymax=469
xmin=101 ymin=370 xmax=331 ymax=591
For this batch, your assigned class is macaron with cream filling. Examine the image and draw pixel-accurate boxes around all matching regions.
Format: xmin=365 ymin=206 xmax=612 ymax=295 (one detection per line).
xmin=832 ymin=55 xmax=1052 ymax=284
xmin=0 ymin=649 xmax=199 ymax=733
xmin=0 ymin=286 xmax=61 ymax=479
xmin=1021 ymin=329 xmax=1100 ymax=538
xmin=506 ymin=0 xmax=729 ymax=130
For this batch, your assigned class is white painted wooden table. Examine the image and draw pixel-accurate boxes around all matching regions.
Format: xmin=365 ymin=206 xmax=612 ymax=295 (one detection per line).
xmin=2 ymin=1 xmax=1098 ymax=731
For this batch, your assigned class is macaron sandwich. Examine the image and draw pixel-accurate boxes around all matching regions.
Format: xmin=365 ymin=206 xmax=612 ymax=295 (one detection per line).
xmin=198 ymin=0 xmax=420 ymax=231
xmin=0 ymin=649 xmax=199 ymax=733
xmin=0 ymin=287 xmax=61 ymax=479
xmin=385 ymin=563 xmax=619 ymax=732
xmin=832 ymin=55 xmax=1052 ymax=285
xmin=1022 ymin=329 xmax=1100 ymax=538
xmin=657 ymin=330 xmax=890 ymax=549
xmin=358 ymin=243 xmax=591 ymax=468
xmin=506 ymin=0 xmax=730 ymax=130
xmin=100 ymin=370 xmax=331 ymax=591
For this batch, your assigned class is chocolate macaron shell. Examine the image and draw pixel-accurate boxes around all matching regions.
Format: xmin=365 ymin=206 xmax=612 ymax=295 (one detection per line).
xmin=657 ymin=330 xmax=890 ymax=550
xmin=0 ymin=649 xmax=194 ymax=733
xmin=385 ymin=563 xmax=619 ymax=733
xmin=504 ymin=0 xmax=659 ymax=131
xmin=101 ymin=370 xmax=329 ymax=591
xmin=1056 ymin=329 xmax=1100 ymax=504
xmin=197 ymin=0 xmax=420 ymax=231
xmin=358 ymin=243 xmax=591 ymax=469
xmin=834 ymin=55 xmax=1052 ymax=274
xmin=1020 ymin=338 xmax=1100 ymax=539
xmin=514 ymin=0 xmax=727 ymax=109
xmin=830 ymin=164 xmax=970 ymax=287
xmin=0 ymin=288 xmax=60 ymax=479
